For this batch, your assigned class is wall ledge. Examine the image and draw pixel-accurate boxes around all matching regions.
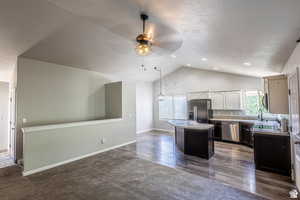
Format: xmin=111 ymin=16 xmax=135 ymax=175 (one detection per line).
xmin=22 ymin=118 xmax=123 ymax=133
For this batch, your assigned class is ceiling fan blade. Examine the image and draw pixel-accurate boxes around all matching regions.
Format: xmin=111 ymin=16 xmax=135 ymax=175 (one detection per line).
xmin=151 ymin=31 xmax=183 ymax=55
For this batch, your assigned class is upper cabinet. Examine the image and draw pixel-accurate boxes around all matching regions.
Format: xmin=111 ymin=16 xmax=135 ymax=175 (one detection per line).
xmin=210 ymin=92 xmax=225 ymax=110
xmin=187 ymin=92 xmax=210 ymax=100
xmin=223 ymin=91 xmax=243 ymax=110
xmin=263 ymin=75 xmax=289 ymax=114
xmin=188 ymin=90 xmax=243 ymax=110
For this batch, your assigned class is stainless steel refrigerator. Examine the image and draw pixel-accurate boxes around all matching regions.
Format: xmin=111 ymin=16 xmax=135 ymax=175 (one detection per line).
xmin=188 ymin=99 xmax=212 ymax=123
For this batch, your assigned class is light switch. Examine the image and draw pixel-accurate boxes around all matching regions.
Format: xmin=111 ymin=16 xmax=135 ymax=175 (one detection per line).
xmin=22 ymin=118 xmax=27 ymax=123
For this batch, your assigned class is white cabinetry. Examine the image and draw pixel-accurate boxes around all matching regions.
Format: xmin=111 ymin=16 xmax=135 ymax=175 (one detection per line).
xmin=224 ymin=91 xmax=243 ymax=110
xmin=187 ymin=92 xmax=210 ymax=100
xmin=210 ymin=92 xmax=224 ymax=110
xmin=187 ymin=90 xmax=243 ymax=110
xmin=187 ymin=90 xmax=244 ymax=110
xmin=264 ymin=75 xmax=289 ymax=114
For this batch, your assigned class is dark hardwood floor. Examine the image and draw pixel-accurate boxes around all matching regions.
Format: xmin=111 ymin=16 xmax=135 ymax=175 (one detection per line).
xmin=0 ymin=131 xmax=296 ymax=200
xmin=121 ymin=131 xmax=296 ymax=200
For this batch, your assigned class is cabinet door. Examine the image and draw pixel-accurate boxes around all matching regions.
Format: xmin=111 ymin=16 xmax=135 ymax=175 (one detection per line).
xmin=211 ymin=121 xmax=222 ymax=140
xmin=268 ymin=78 xmax=289 ymax=114
xmin=224 ymin=91 xmax=242 ymax=110
xmin=254 ymin=134 xmax=291 ymax=176
xmin=210 ymin=92 xmax=224 ymax=109
xmin=188 ymin=92 xmax=209 ymax=100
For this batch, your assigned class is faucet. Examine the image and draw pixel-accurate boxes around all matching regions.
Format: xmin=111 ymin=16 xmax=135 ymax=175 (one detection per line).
xmin=258 ymin=107 xmax=264 ymax=121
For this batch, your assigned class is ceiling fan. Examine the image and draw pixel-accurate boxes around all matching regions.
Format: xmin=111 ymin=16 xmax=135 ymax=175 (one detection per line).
xmin=134 ymin=13 xmax=183 ymax=56
xmin=135 ymin=13 xmax=152 ymax=56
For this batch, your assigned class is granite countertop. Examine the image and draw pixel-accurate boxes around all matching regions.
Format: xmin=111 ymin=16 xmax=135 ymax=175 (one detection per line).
xmin=168 ymin=120 xmax=214 ymax=130
xmin=211 ymin=118 xmax=290 ymax=136
xmin=210 ymin=118 xmax=257 ymax=124
xmin=252 ymin=128 xmax=289 ymax=136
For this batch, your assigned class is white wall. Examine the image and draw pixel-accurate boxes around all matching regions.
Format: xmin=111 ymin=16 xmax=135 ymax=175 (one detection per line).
xmin=136 ymin=82 xmax=153 ymax=133
xmin=0 ymin=82 xmax=9 ymax=151
xmin=283 ymin=43 xmax=300 ymax=75
xmin=22 ymin=82 xmax=136 ymax=174
xmin=16 ymin=58 xmax=130 ymax=161
xmin=153 ymin=67 xmax=263 ymax=130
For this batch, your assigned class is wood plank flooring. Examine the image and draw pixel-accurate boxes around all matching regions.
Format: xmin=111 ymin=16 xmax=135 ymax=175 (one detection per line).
xmin=121 ymin=131 xmax=296 ymax=200
xmin=0 ymin=147 xmax=267 ymax=200
xmin=0 ymin=131 xmax=296 ymax=199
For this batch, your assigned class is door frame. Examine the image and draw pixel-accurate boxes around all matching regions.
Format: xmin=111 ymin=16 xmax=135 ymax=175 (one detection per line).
xmin=9 ymin=86 xmax=16 ymax=162
xmin=287 ymin=67 xmax=300 ymax=186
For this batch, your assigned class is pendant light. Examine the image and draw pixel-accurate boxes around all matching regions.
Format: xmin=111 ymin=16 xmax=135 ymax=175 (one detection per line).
xmin=154 ymin=67 xmax=165 ymax=101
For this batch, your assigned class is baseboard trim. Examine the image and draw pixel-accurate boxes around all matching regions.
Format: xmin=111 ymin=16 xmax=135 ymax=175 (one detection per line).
xmin=152 ymin=128 xmax=174 ymax=133
xmin=22 ymin=140 xmax=136 ymax=176
xmin=136 ymin=129 xmax=154 ymax=134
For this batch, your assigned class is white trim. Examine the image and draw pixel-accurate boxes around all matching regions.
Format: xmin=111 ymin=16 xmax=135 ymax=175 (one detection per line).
xmin=22 ymin=140 xmax=136 ymax=176
xmin=22 ymin=118 xmax=123 ymax=133
xmin=136 ymin=129 xmax=153 ymax=134
xmin=153 ymin=128 xmax=174 ymax=133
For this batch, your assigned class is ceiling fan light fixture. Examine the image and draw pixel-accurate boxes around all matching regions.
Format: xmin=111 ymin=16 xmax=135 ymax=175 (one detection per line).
xmin=135 ymin=13 xmax=153 ymax=56
xmin=135 ymin=43 xmax=151 ymax=56
xmin=135 ymin=33 xmax=152 ymax=56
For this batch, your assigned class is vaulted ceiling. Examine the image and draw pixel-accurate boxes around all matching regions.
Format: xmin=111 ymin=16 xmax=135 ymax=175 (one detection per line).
xmin=1 ymin=0 xmax=300 ymax=82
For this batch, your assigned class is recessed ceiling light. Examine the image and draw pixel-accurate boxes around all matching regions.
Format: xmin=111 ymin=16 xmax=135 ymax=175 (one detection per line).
xmin=243 ymin=62 xmax=251 ymax=66
xmin=213 ymin=67 xmax=219 ymax=70
xmin=186 ymin=64 xmax=191 ymax=67
xmin=201 ymin=58 xmax=208 ymax=61
xmin=171 ymin=54 xmax=176 ymax=58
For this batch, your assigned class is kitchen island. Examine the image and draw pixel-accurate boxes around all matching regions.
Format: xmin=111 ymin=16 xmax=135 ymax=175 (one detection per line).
xmin=168 ymin=120 xmax=215 ymax=159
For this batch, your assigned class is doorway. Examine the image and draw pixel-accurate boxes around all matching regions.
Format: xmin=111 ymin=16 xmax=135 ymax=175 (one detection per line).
xmin=0 ymin=81 xmax=15 ymax=168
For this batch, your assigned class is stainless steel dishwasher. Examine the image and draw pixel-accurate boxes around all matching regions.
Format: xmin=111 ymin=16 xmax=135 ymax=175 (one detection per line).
xmin=221 ymin=121 xmax=240 ymax=142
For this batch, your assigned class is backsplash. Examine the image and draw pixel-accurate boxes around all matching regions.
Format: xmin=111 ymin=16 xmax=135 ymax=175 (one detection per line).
xmin=212 ymin=110 xmax=246 ymax=117
xmin=212 ymin=110 xmax=288 ymax=121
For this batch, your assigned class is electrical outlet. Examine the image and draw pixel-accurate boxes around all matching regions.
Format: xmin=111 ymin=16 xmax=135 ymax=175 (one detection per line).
xmin=100 ymin=138 xmax=106 ymax=144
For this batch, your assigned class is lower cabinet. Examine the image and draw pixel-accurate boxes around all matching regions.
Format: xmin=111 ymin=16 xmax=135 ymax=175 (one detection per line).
xmin=175 ymin=127 xmax=215 ymax=159
xmin=240 ymin=123 xmax=253 ymax=147
xmin=211 ymin=121 xmax=222 ymax=140
xmin=254 ymin=133 xmax=291 ymax=176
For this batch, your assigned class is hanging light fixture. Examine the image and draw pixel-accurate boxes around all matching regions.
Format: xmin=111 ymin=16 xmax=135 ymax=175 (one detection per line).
xmin=154 ymin=67 xmax=165 ymax=101
xmin=135 ymin=14 xmax=152 ymax=56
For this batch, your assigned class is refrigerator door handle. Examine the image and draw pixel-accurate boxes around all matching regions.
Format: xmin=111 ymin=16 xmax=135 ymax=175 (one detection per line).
xmin=193 ymin=106 xmax=197 ymax=121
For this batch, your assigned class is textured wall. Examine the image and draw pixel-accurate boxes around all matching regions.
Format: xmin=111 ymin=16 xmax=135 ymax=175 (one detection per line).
xmin=153 ymin=67 xmax=263 ymax=130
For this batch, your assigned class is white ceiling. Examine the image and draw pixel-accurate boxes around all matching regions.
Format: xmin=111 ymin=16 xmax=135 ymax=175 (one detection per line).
xmin=1 ymin=0 xmax=300 ymax=82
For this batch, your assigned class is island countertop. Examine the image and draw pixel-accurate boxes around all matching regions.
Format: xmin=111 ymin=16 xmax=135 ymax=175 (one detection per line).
xmin=168 ymin=120 xmax=214 ymax=130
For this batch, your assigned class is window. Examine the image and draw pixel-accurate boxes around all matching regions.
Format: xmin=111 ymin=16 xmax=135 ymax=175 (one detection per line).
xmin=173 ymin=96 xmax=187 ymax=119
xmin=245 ymin=91 xmax=260 ymax=115
xmin=245 ymin=90 xmax=268 ymax=115
xmin=158 ymin=96 xmax=173 ymax=119
xmin=159 ymin=95 xmax=187 ymax=120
